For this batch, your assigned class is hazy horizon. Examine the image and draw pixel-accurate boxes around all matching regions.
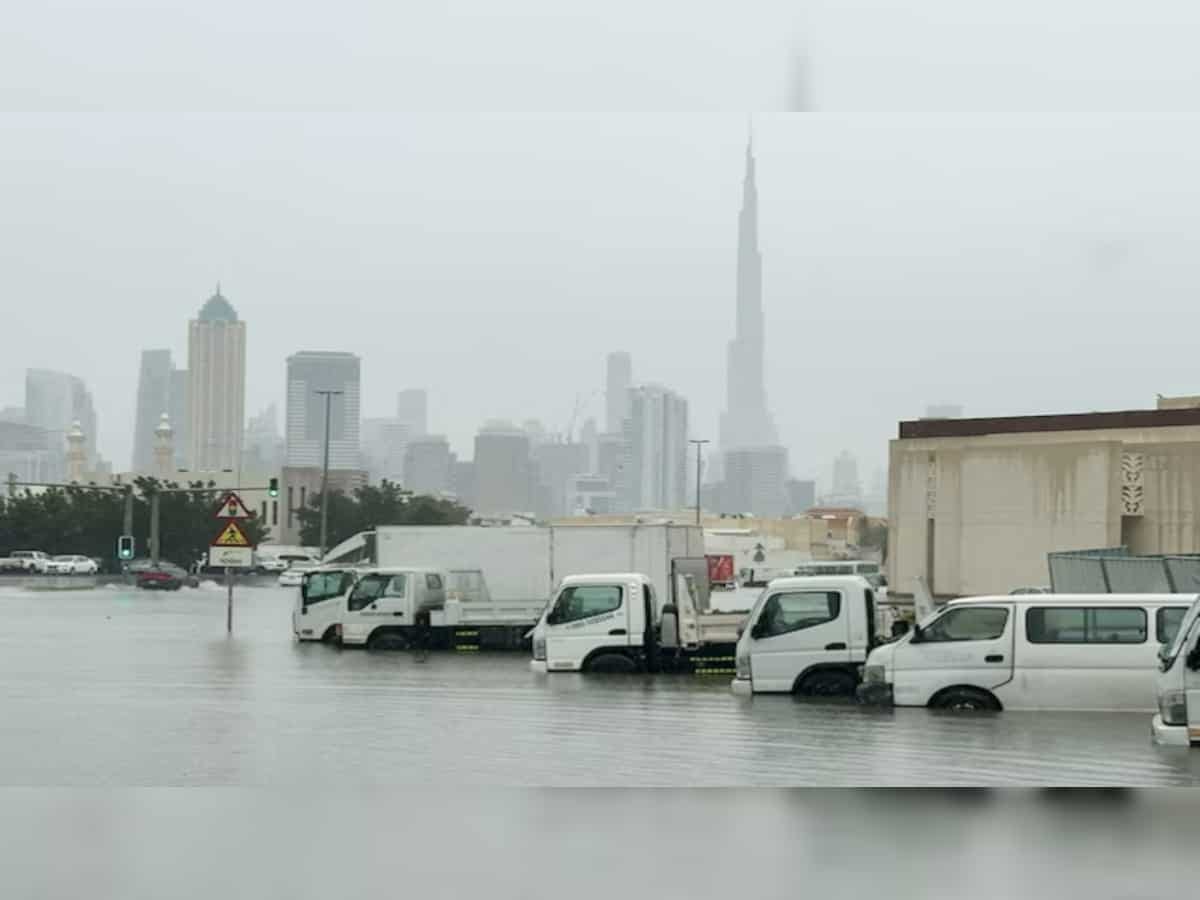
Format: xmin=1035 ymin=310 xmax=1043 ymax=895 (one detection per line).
xmin=5 ymin=112 xmax=1200 ymax=489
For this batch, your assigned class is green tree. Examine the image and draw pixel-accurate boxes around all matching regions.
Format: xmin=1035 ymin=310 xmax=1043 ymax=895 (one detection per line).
xmin=297 ymin=479 xmax=470 ymax=549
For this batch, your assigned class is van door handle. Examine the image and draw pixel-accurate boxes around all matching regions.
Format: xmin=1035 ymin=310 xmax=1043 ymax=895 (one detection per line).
xmin=825 ymin=642 xmax=847 ymax=650
xmin=609 ymin=628 xmax=627 ymax=635
xmin=985 ymin=654 xmax=1004 ymax=663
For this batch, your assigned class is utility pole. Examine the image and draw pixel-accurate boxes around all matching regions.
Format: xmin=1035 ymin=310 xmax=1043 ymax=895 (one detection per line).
xmin=689 ymin=439 xmax=710 ymax=526
xmin=149 ymin=489 xmax=161 ymax=566
xmin=315 ymin=389 xmax=343 ymax=560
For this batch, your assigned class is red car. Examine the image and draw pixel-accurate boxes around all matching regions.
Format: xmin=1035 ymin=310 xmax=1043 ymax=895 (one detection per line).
xmin=135 ymin=568 xmax=184 ymax=591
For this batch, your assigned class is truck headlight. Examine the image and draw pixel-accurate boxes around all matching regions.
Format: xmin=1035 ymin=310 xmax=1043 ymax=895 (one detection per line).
xmin=533 ymin=636 xmax=546 ymax=661
xmin=1159 ymin=689 xmax=1188 ymax=726
xmin=863 ymin=665 xmax=886 ymax=685
xmin=735 ymin=651 xmax=751 ymax=680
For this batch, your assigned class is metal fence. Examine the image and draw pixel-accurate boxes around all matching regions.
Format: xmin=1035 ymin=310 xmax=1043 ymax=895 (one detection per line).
xmin=1049 ymin=548 xmax=1200 ymax=594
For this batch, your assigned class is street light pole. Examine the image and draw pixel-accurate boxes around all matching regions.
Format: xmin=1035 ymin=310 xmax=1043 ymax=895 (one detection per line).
xmin=689 ymin=439 xmax=710 ymax=526
xmin=315 ymin=389 xmax=343 ymax=560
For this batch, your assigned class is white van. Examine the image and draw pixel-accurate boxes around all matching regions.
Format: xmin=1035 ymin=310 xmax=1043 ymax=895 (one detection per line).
xmin=1151 ymin=598 xmax=1200 ymax=745
xmin=858 ymin=593 xmax=1194 ymax=712
xmin=730 ymin=575 xmax=878 ymax=696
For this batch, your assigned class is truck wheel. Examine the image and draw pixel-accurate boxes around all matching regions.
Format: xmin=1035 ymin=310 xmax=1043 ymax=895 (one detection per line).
xmin=367 ymin=629 xmax=408 ymax=651
xmin=797 ymin=670 xmax=856 ymax=697
xmin=583 ymin=653 xmax=636 ymax=674
xmin=932 ymin=687 xmax=1000 ymax=712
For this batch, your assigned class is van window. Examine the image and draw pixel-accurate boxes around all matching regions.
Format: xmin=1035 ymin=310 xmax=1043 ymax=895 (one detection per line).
xmin=921 ymin=607 xmax=1008 ymax=642
xmin=758 ymin=591 xmax=841 ymax=638
xmin=549 ymin=585 xmax=622 ymax=625
xmin=1025 ymin=607 xmax=1147 ymax=644
xmin=1157 ymin=607 xmax=1188 ymax=645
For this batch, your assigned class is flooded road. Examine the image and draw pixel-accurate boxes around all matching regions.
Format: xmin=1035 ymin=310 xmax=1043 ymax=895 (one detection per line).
xmin=1 ymin=584 xmax=1198 ymax=786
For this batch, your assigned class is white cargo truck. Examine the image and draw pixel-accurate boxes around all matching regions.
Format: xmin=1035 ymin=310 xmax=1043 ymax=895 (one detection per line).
xmin=529 ymin=568 xmax=745 ymax=674
xmin=312 ymin=523 xmax=717 ymax=652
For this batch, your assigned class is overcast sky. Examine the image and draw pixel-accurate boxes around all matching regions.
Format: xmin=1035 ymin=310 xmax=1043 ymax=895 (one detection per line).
xmin=5 ymin=2 xmax=1200 ymax=485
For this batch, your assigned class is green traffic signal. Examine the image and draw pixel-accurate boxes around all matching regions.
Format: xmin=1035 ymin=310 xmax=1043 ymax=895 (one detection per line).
xmin=117 ymin=535 xmax=134 ymax=560
xmin=268 ymin=477 xmax=279 ymax=498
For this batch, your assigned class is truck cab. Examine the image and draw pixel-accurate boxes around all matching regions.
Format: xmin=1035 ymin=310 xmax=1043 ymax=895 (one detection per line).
xmin=532 ymin=573 xmax=653 ymax=673
xmin=1152 ymin=598 xmax=1200 ymax=745
xmin=338 ymin=567 xmax=449 ymax=649
xmin=294 ymin=567 xmax=358 ymax=642
xmin=731 ymin=575 xmax=878 ymax=697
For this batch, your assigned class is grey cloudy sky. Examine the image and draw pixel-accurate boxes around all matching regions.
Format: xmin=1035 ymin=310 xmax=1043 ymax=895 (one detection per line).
xmin=5 ymin=2 xmax=1200 ymax=485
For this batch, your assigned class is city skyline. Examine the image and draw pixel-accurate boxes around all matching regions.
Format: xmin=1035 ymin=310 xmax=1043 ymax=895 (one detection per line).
xmin=9 ymin=115 xmax=1190 ymax=482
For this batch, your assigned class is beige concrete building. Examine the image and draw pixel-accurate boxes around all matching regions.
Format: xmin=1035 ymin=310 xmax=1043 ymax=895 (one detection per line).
xmin=889 ymin=397 xmax=1200 ymax=600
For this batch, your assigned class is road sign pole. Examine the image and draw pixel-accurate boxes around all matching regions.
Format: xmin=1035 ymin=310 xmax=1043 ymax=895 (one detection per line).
xmin=226 ymin=567 xmax=233 ymax=635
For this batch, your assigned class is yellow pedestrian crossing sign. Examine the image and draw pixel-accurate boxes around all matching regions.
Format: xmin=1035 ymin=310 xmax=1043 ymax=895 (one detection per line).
xmin=212 ymin=519 xmax=252 ymax=548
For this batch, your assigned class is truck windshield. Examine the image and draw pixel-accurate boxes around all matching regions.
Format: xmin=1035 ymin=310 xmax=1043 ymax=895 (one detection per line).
xmin=548 ymin=585 xmax=622 ymax=625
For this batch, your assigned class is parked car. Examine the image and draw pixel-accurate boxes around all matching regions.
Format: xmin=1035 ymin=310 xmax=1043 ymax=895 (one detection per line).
xmin=0 ymin=550 xmax=52 ymax=573
xmin=127 ymin=559 xmax=199 ymax=589
xmin=278 ymin=564 xmax=318 ymax=587
xmin=47 ymin=555 xmax=100 ymax=575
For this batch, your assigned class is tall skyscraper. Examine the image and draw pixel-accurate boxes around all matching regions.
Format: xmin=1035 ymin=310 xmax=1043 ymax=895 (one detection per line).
xmin=285 ymin=352 xmax=362 ymax=470
xmin=473 ymin=421 xmax=534 ymax=516
xmin=188 ymin=287 xmax=246 ymax=472
xmin=623 ymin=385 xmax=688 ymax=512
xmin=169 ymin=368 xmax=190 ymax=471
xmin=605 ymin=352 xmax=632 ymax=433
xmin=25 ymin=368 xmax=98 ymax=476
xmin=533 ymin=440 xmax=589 ymax=518
xmin=396 ymin=389 xmax=428 ymax=436
xmin=719 ymin=137 xmax=778 ymax=454
xmin=824 ymin=450 xmax=863 ymax=508
xmin=132 ymin=349 xmax=174 ymax=472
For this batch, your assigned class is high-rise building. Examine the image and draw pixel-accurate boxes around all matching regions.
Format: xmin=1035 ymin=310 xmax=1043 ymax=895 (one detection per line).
xmin=566 ymin=474 xmax=616 ymax=516
xmin=396 ymin=389 xmax=428 ymax=436
xmin=362 ymin=417 xmax=411 ymax=484
xmin=722 ymin=446 xmax=789 ymax=517
xmin=25 ymin=368 xmax=98 ymax=477
xmin=243 ymin=403 xmax=284 ymax=473
xmin=579 ymin=417 xmax=598 ymax=471
xmin=132 ymin=349 xmax=174 ymax=472
xmin=169 ymin=368 xmax=190 ymax=471
xmin=285 ymin=352 xmax=361 ymax=470
xmin=473 ymin=421 xmax=534 ymax=516
xmin=595 ymin=432 xmax=628 ymax=512
xmin=188 ymin=287 xmax=246 ymax=472
xmin=823 ymin=450 xmax=863 ymax=508
xmin=0 ymin=421 xmax=56 ymax=482
xmin=719 ymin=137 xmax=778 ymax=457
xmin=451 ymin=459 xmax=477 ymax=510
xmin=605 ymin=352 xmax=632 ymax=433
xmin=403 ymin=435 xmax=452 ymax=496
xmin=623 ymin=385 xmax=688 ymax=512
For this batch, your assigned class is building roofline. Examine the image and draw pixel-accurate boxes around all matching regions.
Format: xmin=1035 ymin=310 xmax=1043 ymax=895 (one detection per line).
xmin=898 ymin=406 xmax=1200 ymax=440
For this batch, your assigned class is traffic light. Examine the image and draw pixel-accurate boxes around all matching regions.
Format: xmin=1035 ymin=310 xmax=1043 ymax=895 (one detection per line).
xmin=117 ymin=535 xmax=134 ymax=560
xmin=268 ymin=477 xmax=279 ymax=498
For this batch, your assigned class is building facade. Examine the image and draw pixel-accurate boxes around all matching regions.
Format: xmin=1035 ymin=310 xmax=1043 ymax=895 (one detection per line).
xmin=132 ymin=349 xmax=174 ymax=473
xmin=362 ymin=417 xmax=411 ymax=485
xmin=25 ymin=368 xmax=99 ymax=478
xmin=722 ymin=445 xmax=789 ymax=517
xmin=285 ymin=352 xmax=361 ymax=470
xmin=624 ymin=385 xmax=688 ymax=512
xmin=890 ymin=397 xmax=1200 ymax=599
xmin=605 ymin=352 xmax=632 ymax=434
xmin=473 ymin=421 xmax=534 ymax=517
xmin=403 ymin=434 xmax=452 ymax=496
xmin=280 ymin=465 xmax=368 ymax=545
xmin=188 ymin=288 xmax=246 ymax=472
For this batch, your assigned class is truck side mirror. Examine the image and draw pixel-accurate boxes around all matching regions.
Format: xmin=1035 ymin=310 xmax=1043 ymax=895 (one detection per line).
xmin=750 ymin=621 xmax=766 ymax=641
xmin=891 ymin=620 xmax=910 ymax=638
xmin=909 ymin=624 xmax=924 ymax=644
xmin=1186 ymin=646 xmax=1200 ymax=672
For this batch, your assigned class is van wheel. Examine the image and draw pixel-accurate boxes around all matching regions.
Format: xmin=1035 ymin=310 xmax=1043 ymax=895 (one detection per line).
xmin=932 ymin=687 xmax=1000 ymax=712
xmin=367 ymin=629 xmax=408 ymax=651
xmin=584 ymin=653 xmax=636 ymax=674
xmin=797 ymin=670 xmax=856 ymax=697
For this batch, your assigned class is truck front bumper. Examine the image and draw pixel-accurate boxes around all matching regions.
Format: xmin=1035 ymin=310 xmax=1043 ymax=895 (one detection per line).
xmin=1151 ymin=713 xmax=1192 ymax=747
xmin=856 ymin=681 xmax=894 ymax=706
xmin=529 ymin=660 xmax=548 ymax=675
xmin=730 ymin=677 xmax=753 ymax=697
